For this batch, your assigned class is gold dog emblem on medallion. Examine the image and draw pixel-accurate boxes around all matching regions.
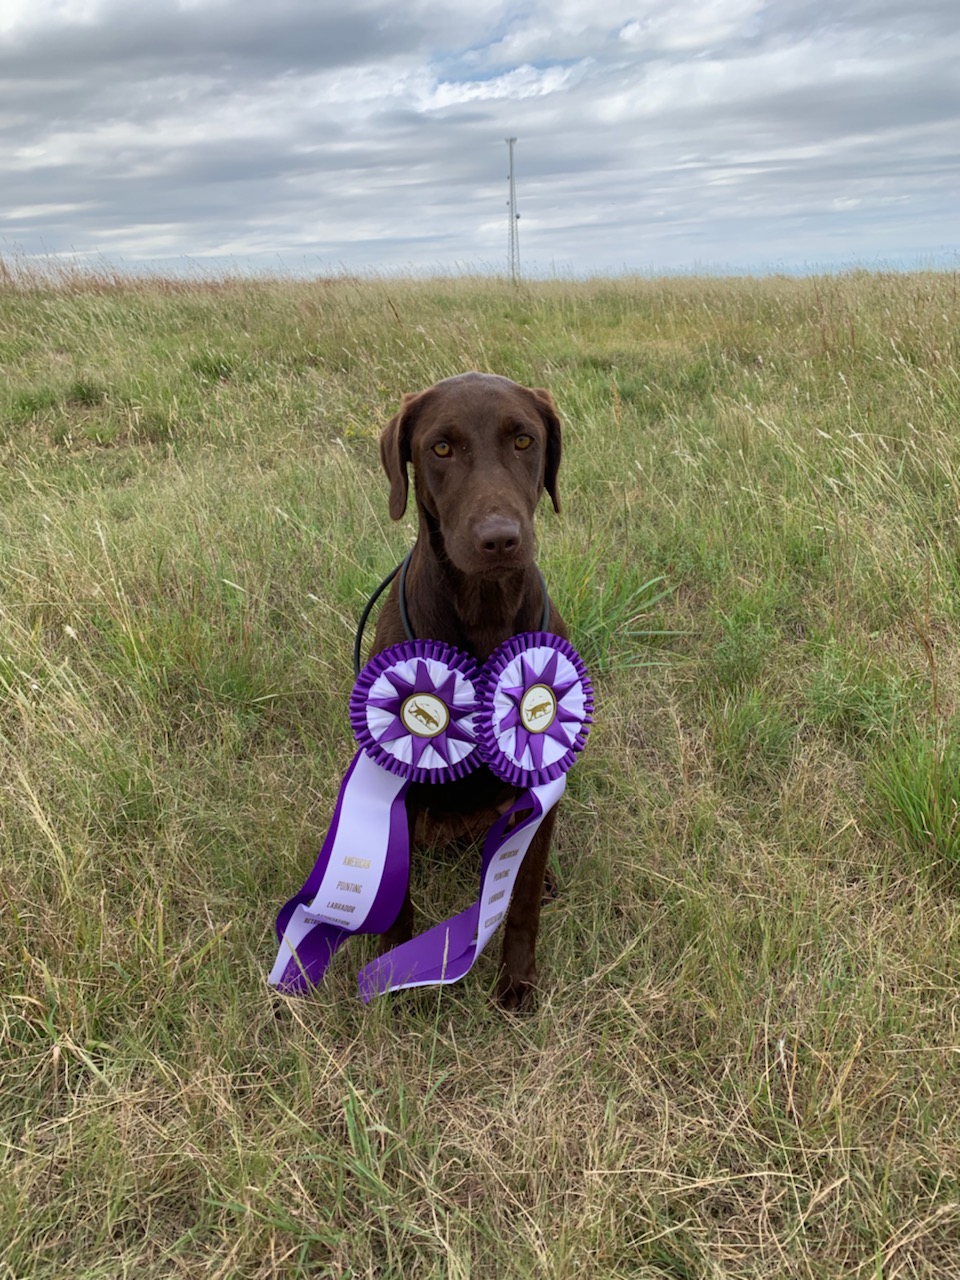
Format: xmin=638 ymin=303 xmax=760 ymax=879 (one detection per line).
xmin=400 ymin=693 xmax=450 ymax=738
xmin=519 ymin=683 xmax=557 ymax=733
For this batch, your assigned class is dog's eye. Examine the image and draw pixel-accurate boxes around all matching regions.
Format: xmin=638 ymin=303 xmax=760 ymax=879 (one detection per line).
xmin=515 ymin=434 xmax=533 ymax=450
xmin=432 ymin=441 xmax=452 ymax=457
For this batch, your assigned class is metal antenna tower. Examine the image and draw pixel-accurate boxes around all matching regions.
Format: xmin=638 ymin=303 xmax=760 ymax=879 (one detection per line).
xmin=505 ymin=136 xmax=520 ymax=281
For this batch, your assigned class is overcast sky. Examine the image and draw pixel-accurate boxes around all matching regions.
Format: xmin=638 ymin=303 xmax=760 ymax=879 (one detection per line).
xmin=2 ymin=0 xmax=957 ymax=277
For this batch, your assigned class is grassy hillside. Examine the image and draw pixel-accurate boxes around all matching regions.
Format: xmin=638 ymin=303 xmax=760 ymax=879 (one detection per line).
xmin=2 ymin=263 xmax=959 ymax=1277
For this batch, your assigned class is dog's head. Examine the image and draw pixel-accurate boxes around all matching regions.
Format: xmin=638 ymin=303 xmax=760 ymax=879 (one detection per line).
xmin=379 ymin=372 xmax=562 ymax=577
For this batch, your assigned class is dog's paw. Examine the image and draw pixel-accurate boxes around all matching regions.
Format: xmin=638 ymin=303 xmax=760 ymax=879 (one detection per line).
xmin=495 ymin=967 xmax=538 ymax=1013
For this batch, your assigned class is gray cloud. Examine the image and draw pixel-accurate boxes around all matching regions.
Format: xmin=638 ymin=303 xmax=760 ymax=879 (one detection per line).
xmin=1 ymin=1 xmax=423 ymax=79
xmin=0 ymin=0 xmax=956 ymax=274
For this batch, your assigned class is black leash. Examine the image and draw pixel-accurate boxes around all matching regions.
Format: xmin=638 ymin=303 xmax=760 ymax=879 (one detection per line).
xmin=353 ymin=550 xmax=550 ymax=677
xmin=353 ymin=551 xmax=413 ymax=677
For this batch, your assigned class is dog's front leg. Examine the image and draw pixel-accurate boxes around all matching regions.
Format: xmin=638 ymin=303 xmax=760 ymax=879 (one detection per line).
xmin=496 ymin=805 xmax=558 ymax=1011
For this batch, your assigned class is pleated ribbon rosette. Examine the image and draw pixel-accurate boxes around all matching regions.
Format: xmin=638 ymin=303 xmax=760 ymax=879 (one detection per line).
xmin=268 ymin=633 xmax=592 ymax=1000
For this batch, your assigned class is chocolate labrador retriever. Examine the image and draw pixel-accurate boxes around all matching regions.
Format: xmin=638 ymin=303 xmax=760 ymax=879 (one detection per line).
xmin=369 ymin=371 xmax=566 ymax=1009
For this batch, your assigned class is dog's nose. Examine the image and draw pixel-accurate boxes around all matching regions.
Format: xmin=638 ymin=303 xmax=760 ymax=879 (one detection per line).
xmin=474 ymin=515 xmax=522 ymax=558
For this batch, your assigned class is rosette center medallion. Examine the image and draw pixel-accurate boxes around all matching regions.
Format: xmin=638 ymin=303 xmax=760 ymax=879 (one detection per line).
xmin=400 ymin=692 xmax=450 ymax=738
xmin=519 ymin=683 xmax=557 ymax=733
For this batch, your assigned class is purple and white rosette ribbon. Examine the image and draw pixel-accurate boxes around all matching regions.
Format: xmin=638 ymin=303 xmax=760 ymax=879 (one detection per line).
xmin=357 ymin=632 xmax=592 ymax=1000
xmin=268 ymin=641 xmax=479 ymax=994
xmin=350 ymin=639 xmax=481 ymax=784
xmin=477 ymin=632 xmax=593 ymax=788
xmin=268 ymin=633 xmax=592 ymax=1001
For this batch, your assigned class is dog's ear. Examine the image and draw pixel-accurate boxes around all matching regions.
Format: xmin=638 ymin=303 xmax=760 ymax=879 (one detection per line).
xmin=531 ymin=388 xmax=562 ymax=513
xmin=380 ymin=392 xmax=422 ymax=520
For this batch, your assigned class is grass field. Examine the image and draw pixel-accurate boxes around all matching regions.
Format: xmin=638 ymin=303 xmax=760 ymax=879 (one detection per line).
xmin=2 ymin=261 xmax=960 ymax=1278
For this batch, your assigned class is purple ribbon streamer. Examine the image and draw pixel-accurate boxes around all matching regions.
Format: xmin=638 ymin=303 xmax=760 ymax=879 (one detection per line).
xmin=356 ymin=778 xmax=562 ymax=1000
xmin=269 ymin=752 xmax=411 ymax=994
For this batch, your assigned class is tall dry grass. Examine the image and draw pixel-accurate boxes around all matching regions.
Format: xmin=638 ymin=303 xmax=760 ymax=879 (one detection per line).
xmin=2 ymin=262 xmax=960 ymax=1277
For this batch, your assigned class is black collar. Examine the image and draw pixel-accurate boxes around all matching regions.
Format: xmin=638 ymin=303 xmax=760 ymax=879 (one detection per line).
xmin=353 ymin=551 xmax=550 ymax=677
